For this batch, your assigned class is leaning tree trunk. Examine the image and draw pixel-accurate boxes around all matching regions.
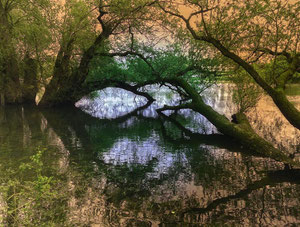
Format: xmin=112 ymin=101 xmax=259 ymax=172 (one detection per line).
xmin=163 ymin=78 xmax=298 ymax=166
xmin=39 ymin=29 xmax=111 ymax=107
xmin=38 ymin=38 xmax=75 ymax=106
xmin=269 ymin=89 xmax=300 ymax=130
xmin=206 ymin=37 xmax=300 ymax=130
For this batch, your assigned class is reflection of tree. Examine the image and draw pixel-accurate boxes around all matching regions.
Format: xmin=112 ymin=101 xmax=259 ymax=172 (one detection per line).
xmin=0 ymin=107 xmax=71 ymax=226
xmin=158 ymin=111 xmax=269 ymax=159
xmin=66 ymin=155 xmax=300 ymax=226
xmin=0 ymin=106 xmax=24 ymax=157
xmin=0 ymin=106 xmax=49 ymax=164
xmin=247 ymin=97 xmax=300 ymax=155
xmin=180 ymin=169 xmax=300 ymax=225
xmin=1 ymin=105 xmax=299 ymax=226
xmin=40 ymin=103 xmax=161 ymax=157
xmin=182 ymin=169 xmax=300 ymax=214
xmin=42 ymin=106 xmax=295 ymax=225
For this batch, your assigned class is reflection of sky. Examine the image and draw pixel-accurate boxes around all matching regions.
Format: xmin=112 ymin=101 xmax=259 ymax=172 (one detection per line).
xmin=75 ymin=86 xmax=202 ymax=179
xmin=101 ymin=135 xmax=189 ymax=178
xmin=202 ymin=83 xmax=237 ymax=119
xmin=76 ymin=84 xmax=236 ymax=120
xmin=75 ymin=85 xmax=229 ymax=133
xmin=76 ymin=88 xmax=148 ymax=119
xmin=76 ymin=86 xmax=184 ymax=119
xmin=76 ymin=84 xmax=300 ymax=178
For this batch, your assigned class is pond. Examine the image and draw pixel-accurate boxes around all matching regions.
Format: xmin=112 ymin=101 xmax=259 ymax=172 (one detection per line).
xmin=0 ymin=85 xmax=299 ymax=226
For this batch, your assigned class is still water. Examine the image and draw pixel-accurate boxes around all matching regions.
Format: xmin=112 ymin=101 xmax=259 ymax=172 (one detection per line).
xmin=0 ymin=85 xmax=299 ymax=226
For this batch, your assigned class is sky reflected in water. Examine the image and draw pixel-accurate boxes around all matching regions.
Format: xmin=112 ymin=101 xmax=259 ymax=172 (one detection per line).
xmin=0 ymin=85 xmax=299 ymax=226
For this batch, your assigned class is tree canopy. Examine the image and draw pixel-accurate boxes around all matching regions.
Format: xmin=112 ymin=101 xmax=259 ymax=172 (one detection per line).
xmin=155 ymin=0 xmax=300 ymax=129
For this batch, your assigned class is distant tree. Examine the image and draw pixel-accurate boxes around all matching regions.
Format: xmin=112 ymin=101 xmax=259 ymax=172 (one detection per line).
xmin=0 ymin=0 xmax=23 ymax=104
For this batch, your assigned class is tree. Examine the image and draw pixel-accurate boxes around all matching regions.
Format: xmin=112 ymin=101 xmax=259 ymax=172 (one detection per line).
xmin=38 ymin=0 xmax=98 ymax=106
xmin=0 ymin=0 xmax=22 ymax=105
xmin=79 ymin=42 xmax=297 ymax=166
xmin=0 ymin=0 xmax=55 ymax=105
xmin=39 ymin=0 xmax=157 ymax=106
xmin=155 ymin=0 xmax=300 ymax=130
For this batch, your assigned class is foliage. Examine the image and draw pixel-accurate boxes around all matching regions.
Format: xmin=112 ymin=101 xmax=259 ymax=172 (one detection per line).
xmin=154 ymin=0 xmax=300 ymax=130
xmin=257 ymin=57 xmax=300 ymax=87
xmin=88 ymin=43 xmax=221 ymax=94
xmin=0 ymin=0 xmax=101 ymax=104
xmin=87 ymin=90 xmax=100 ymax=100
xmin=0 ymin=149 xmax=68 ymax=226
xmin=156 ymin=0 xmax=300 ymax=86
xmin=232 ymin=70 xmax=263 ymax=113
xmin=59 ymin=0 xmax=98 ymax=63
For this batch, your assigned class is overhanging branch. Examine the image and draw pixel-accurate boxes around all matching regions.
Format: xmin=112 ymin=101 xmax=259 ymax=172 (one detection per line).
xmin=82 ymin=79 xmax=155 ymax=102
xmin=257 ymin=48 xmax=292 ymax=62
xmin=156 ymin=102 xmax=194 ymax=113
xmin=96 ymin=51 xmax=159 ymax=76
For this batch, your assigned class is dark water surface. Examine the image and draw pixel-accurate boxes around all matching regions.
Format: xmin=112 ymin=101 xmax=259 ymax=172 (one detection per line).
xmin=0 ymin=85 xmax=300 ymax=226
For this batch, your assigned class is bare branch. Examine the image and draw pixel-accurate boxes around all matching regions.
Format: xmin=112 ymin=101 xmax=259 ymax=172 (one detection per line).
xmin=83 ymin=79 xmax=155 ymax=102
xmin=188 ymin=6 xmax=216 ymax=20
xmin=129 ymin=26 xmax=134 ymax=51
xmin=156 ymin=103 xmax=194 ymax=113
xmin=257 ymin=48 xmax=292 ymax=62
xmin=162 ymin=83 xmax=189 ymax=99
xmin=249 ymin=52 xmax=266 ymax=64
xmin=156 ymin=2 xmax=206 ymax=41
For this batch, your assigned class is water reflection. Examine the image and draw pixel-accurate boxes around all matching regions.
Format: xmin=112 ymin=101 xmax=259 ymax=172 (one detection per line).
xmin=76 ymin=84 xmax=300 ymax=152
xmin=76 ymin=86 xmax=184 ymax=119
xmin=76 ymin=86 xmax=218 ymax=134
xmin=0 ymin=84 xmax=299 ymax=226
xmin=248 ymin=95 xmax=300 ymax=158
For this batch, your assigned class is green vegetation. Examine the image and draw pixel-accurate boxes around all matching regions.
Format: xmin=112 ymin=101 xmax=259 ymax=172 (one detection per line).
xmin=232 ymin=69 xmax=263 ymax=113
xmin=285 ymin=84 xmax=300 ymax=96
xmin=157 ymin=0 xmax=300 ymax=129
xmin=0 ymin=1 xmax=299 ymax=174
xmin=0 ymin=149 xmax=67 ymax=226
xmin=0 ymin=1 xmax=299 ymax=224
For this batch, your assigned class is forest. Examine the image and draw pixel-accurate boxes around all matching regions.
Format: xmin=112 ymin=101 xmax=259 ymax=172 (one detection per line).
xmin=0 ymin=0 xmax=300 ymax=226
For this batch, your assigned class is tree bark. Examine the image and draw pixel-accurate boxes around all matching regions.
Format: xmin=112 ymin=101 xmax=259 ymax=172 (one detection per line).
xmin=22 ymin=55 xmax=38 ymax=104
xmin=0 ymin=93 xmax=4 ymax=106
xmin=204 ymin=37 xmax=300 ymax=130
xmin=163 ymin=78 xmax=298 ymax=166
xmin=38 ymin=38 xmax=75 ymax=106
xmin=39 ymin=29 xmax=112 ymax=107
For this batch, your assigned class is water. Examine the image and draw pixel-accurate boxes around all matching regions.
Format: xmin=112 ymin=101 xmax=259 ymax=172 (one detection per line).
xmin=0 ymin=85 xmax=299 ymax=226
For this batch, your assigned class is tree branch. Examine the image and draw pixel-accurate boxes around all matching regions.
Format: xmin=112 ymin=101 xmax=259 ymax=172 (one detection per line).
xmin=156 ymin=102 xmax=194 ymax=113
xmin=257 ymin=48 xmax=292 ymax=62
xmin=96 ymin=50 xmax=159 ymax=77
xmin=188 ymin=7 xmax=216 ymax=21
xmin=202 ymin=37 xmax=275 ymax=94
xmin=82 ymin=79 xmax=155 ymax=102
